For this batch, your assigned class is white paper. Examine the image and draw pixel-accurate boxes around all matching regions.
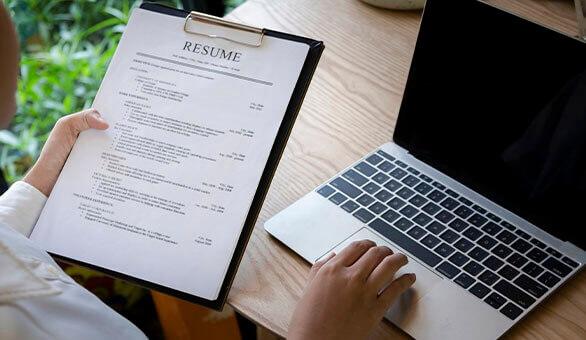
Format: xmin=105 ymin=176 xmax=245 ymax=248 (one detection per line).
xmin=31 ymin=8 xmax=309 ymax=300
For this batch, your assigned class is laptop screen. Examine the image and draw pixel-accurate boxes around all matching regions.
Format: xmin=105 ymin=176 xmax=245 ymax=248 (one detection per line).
xmin=394 ymin=0 xmax=586 ymax=249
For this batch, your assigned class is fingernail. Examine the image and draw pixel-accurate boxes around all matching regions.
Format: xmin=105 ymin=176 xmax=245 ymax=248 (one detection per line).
xmin=92 ymin=111 xmax=107 ymax=123
xmin=409 ymin=273 xmax=417 ymax=281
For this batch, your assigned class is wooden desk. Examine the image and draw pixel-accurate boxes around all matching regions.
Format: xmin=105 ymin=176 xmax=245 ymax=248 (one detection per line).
xmin=225 ymin=1 xmax=586 ymax=339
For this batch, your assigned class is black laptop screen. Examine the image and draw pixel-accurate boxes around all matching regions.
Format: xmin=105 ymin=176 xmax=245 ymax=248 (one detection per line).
xmin=394 ymin=0 xmax=586 ymax=249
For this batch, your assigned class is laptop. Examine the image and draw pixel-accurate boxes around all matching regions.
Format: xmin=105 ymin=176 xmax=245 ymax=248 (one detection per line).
xmin=264 ymin=0 xmax=586 ymax=339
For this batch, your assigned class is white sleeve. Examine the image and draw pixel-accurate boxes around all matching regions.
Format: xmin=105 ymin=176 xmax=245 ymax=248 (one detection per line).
xmin=0 ymin=181 xmax=47 ymax=237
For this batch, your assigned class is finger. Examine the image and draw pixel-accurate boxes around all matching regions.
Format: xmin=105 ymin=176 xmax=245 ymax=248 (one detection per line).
xmin=377 ymin=273 xmax=416 ymax=309
xmin=330 ymin=240 xmax=376 ymax=267
xmin=368 ymin=253 xmax=409 ymax=290
xmin=65 ymin=108 xmax=109 ymax=134
xmin=308 ymin=252 xmax=335 ymax=283
xmin=351 ymin=246 xmax=393 ymax=281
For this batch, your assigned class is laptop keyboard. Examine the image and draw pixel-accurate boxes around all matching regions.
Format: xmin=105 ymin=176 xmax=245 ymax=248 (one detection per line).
xmin=316 ymin=149 xmax=580 ymax=321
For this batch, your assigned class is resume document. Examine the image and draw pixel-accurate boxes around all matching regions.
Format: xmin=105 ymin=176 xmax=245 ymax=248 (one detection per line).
xmin=31 ymin=8 xmax=309 ymax=300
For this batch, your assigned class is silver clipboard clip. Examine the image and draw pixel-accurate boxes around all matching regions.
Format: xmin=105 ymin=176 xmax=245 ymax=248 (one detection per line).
xmin=183 ymin=11 xmax=265 ymax=47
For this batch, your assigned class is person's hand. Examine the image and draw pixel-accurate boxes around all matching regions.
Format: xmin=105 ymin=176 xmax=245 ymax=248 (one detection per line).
xmin=24 ymin=108 xmax=108 ymax=196
xmin=288 ymin=240 xmax=416 ymax=340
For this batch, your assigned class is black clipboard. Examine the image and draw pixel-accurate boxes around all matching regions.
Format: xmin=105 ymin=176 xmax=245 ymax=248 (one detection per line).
xmin=51 ymin=2 xmax=323 ymax=311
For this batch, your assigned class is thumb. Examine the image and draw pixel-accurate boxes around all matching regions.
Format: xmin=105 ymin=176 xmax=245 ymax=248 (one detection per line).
xmin=66 ymin=108 xmax=109 ymax=134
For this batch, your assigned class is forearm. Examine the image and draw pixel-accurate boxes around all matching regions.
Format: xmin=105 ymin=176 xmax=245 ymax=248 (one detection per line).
xmin=0 ymin=181 xmax=47 ymax=237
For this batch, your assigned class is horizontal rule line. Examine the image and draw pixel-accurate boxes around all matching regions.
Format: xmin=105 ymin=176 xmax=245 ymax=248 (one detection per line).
xmin=136 ymin=52 xmax=274 ymax=86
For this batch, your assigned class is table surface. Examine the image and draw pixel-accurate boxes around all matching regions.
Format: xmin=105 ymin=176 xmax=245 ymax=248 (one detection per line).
xmin=225 ymin=0 xmax=586 ymax=338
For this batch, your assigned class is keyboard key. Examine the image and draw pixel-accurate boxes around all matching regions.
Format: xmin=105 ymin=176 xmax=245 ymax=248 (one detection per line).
xmin=469 ymin=282 xmax=491 ymax=299
xmin=357 ymin=194 xmax=375 ymax=206
xmin=407 ymin=226 xmax=427 ymax=240
xmin=561 ymin=256 xmax=579 ymax=268
xmin=500 ymin=303 xmax=523 ymax=320
xmin=343 ymin=169 xmax=368 ymax=186
xmin=419 ymin=174 xmax=433 ymax=182
xmin=384 ymin=179 xmax=402 ymax=192
xmin=445 ymin=189 xmax=459 ymax=198
xmin=522 ymin=262 xmax=544 ymax=278
xmin=372 ymin=172 xmax=390 ymax=184
xmin=432 ymin=181 xmax=446 ymax=190
xmin=448 ymin=218 xmax=469 ymax=232
xmin=363 ymin=182 xmax=381 ymax=194
xmin=496 ymin=230 xmax=517 ymax=245
xmin=376 ymin=150 xmax=395 ymax=161
xmin=329 ymin=193 xmax=347 ymax=205
xmin=437 ymin=261 xmax=460 ymax=278
xmin=341 ymin=200 xmax=359 ymax=213
xmin=501 ymin=221 xmax=516 ymax=231
xmin=394 ymin=217 xmax=414 ymax=231
xmin=494 ymin=280 xmax=536 ymax=309
xmin=530 ymin=238 xmax=546 ymax=249
xmin=353 ymin=208 xmax=375 ymax=223
xmin=366 ymin=154 xmax=383 ymax=165
xmin=507 ymin=253 xmax=528 ymax=267
xmin=463 ymin=227 xmax=483 ymax=241
xmin=436 ymin=210 xmax=456 ymax=223
xmin=422 ymin=202 xmax=441 ymax=215
xmin=542 ymin=257 xmax=572 ymax=277
xmin=440 ymin=197 xmax=460 ymax=211
xmin=492 ymin=244 xmax=513 ymax=259
xmin=454 ymin=273 xmax=476 ymax=288
xmin=317 ymin=185 xmax=336 ymax=198
xmin=369 ymin=218 xmax=442 ymax=267
xmin=399 ymin=205 xmax=418 ymax=218
xmin=406 ymin=167 xmax=420 ymax=175
xmin=402 ymin=175 xmax=420 ymax=187
xmin=468 ymin=213 xmax=488 ymax=227
xmin=413 ymin=213 xmax=432 ymax=226
xmin=454 ymin=238 xmax=474 ymax=252
xmin=483 ymin=255 xmax=504 ymax=271
xmin=374 ymin=189 xmax=393 ymax=202
xmin=527 ymin=248 xmax=547 ymax=263
xmin=511 ymin=239 xmax=532 ymax=254
xmin=449 ymin=252 xmax=470 ymax=267
xmin=355 ymin=161 xmax=377 ymax=176
xmin=486 ymin=213 xmax=502 ymax=223
xmin=434 ymin=243 xmax=455 ymax=258
xmin=481 ymin=222 xmax=502 ymax=236
xmin=427 ymin=190 xmax=447 ymax=203
xmin=498 ymin=265 xmax=520 ymax=280
xmin=454 ymin=206 xmax=474 ymax=219
xmin=330 ymin=178 xmax=361 ymax=198
xmin=458 ymin=197 xmax=473 ymax=206
xmin=389 ymin=168 xmax=408 ymax=179
xmin=439 ymin=229 xmax=459 ymax=244
xmin=464 ymin=261 xmax=485 ymax=276
xmin=545 ymin=247 xmax=562 ymax=258
xmin=377 ymin=160 xmax=395 ymax=172
xmin=397 ymin=187 xmax=415 ymax=200
xmin=472 ymin=205 xmax=487 ymax=214
xmin=537 ymin=271 xmax=561 ymax=288
xmin=409 ymin=194 xmax=428 ymax=207
xmin=414 ymin=182 xmax=433 ymax=195
xmin=478 ymin=270 xmax=499 ymax=286
xmin=485 ymin=292 xmax=507 ymax=309
xmin=368 ymin=202 xmax=387 ymax=214
xmin=469 ymin=247 xmax=489 ymax=261
xmin=514 ymin=274 xmax=547 ymax=298
xmin=421 ymin=234 xmax=441 ymax=249
xmin=478 ymin=235 xmax=498 ymax=250
xmin=387 ymin=197 xmax=406 ymax=210
xmin=515 ymin=229 xmax=531 ymax=240
xmin=381 ymin=210 xmax=400 ymax=224
xmin=395 ymin=160 xmax=408 ymax=168
xmin=425 ymin=221 xmax=446 ymax=235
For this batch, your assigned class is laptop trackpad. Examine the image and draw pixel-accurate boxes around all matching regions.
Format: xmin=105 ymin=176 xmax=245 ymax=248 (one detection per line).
xmin=318 ymin=227 xmax=442 ymax=308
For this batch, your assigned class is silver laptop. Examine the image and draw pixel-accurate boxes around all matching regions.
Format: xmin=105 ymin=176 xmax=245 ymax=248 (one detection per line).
xmin=265 ymin=0 xmax=586 ymax=339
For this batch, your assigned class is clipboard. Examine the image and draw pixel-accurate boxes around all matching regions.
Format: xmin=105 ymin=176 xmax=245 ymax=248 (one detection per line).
xmin=50 ymin=2 xmax=323 ymax=311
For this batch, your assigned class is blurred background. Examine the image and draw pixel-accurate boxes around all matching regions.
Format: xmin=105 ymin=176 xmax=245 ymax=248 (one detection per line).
xmin=1 ymin=1 xmax=254 ymax=339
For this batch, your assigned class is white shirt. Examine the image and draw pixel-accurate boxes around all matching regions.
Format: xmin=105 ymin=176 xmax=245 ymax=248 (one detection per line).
xmin=0 ymin=181 xmax=146 ymax=340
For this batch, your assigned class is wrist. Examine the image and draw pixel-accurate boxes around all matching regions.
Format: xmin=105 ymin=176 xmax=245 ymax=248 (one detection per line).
xmin=23 ymin=165 xmax=53 ymax=197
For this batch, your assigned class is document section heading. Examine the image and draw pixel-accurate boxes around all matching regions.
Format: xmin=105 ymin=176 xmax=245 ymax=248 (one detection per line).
xmin=183 ymin=41 xmax=243 ymax=62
